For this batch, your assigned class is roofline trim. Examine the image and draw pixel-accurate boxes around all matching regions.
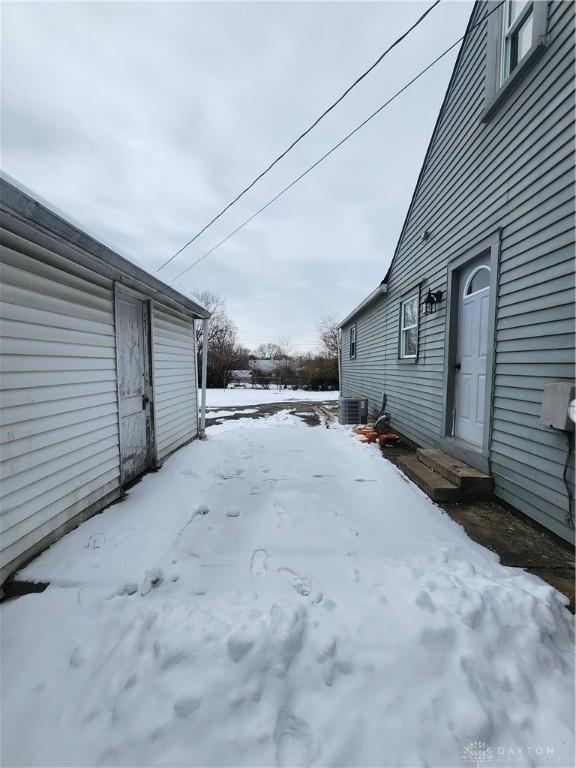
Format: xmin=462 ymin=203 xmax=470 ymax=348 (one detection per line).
xmin=337 ymin=283 xmax=388 ymax=328
xmin=0 ymin=173 xmax=211 ymax=320
xmin=380 ymin=1 xmax=482 ymax=287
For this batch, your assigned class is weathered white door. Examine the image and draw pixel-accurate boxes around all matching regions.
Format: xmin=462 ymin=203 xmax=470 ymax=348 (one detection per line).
xmin=454 ymin=258 xmax=491 ymax=447
xmin=115 ymin=288 xmax=152 ymax=484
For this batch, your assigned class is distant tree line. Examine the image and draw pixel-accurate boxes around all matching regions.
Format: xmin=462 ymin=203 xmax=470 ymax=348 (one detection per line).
xmin=190 ymin=290 xmax=340 ymax=390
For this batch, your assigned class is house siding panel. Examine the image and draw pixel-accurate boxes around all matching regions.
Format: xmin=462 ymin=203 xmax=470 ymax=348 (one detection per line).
xmin=341 ymin=1 xmax=575 ymax=541
xmin=0 ymin=231 xmax=121 ymax=580
xmin=152 ymin=304 xmax=198 ymax=461
xmin=340 ymin=296 xmax=387 ymax=413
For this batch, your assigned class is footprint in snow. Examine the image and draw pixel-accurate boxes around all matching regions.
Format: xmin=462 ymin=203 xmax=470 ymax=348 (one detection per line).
xmin=250 ymin=486 xmax=260 ymax=496
xmin=251 ymin=549 xmax=269 ymax=578
xmin=140 ymin=568 xmax=164 ymax=595
xmin=117 ymin=582 xmax=138 ymax=596
xmin=278 ymin=567 xmax=323 ymax=603
xmin=70 ymin=646 xmax=86 ymax=668
xmin=274 ymin=500 xmax=291 ymax=526
xmin=274 ymin=705 xmax=316 ymax=767
xmin=415 ymin=590 xmax=436 ymax=613
xmin=179 ymin=469 xmax=198 ymax=479
xmin=226 ymin=506 xmax=240 ymax=518
xmin=173 ymin=696 xmax=201 ymax=718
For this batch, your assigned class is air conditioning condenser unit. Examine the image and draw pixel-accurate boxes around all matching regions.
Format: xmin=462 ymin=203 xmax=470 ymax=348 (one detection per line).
xmin=339 ymin=397 xmax=369 ymax=425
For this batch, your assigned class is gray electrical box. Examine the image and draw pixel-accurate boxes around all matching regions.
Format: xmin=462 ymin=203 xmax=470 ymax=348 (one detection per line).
xmin=540 ymin=382 xmax=575 ymax=431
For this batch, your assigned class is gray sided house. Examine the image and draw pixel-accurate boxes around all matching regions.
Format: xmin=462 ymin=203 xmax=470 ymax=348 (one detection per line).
xmin=0 ymin=176 xmax=210 ymax=583
xmin=339 ymin=0 xmax=575 ymax=542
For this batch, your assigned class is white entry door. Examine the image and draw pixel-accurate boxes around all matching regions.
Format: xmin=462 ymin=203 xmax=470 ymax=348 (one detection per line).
xmin=454 ymin=258 xmax=491 ymax=447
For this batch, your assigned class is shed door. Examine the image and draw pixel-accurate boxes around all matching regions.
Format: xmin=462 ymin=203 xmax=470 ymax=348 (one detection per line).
xmin=454 ymin=257 xmax=491 ymax=447
xmin=116 ymin=289 xmax=153 ymax=484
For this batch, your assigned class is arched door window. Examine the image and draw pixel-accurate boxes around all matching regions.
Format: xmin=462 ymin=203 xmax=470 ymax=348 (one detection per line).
xmin=464 ymin=265 xmax=490 ymax=296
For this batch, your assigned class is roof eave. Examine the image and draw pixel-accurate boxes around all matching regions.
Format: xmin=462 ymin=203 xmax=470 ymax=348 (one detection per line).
xmin=337 ymin=282 xmax=388 ymax=329
xmin=0 ymin=173 xmax=211 ymax=320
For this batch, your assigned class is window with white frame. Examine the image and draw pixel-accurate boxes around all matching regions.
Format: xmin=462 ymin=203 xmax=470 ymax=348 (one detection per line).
xmin=349 ymin=325 xmax=357 ymax=358
xmin=400 ymin=294 xmax=418 ymax=359
xmin=500 ymin=0 xmax=535 ymax=83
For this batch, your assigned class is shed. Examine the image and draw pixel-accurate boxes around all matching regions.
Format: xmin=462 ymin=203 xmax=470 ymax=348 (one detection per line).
xmin=0 ymin=175 xmax=210 ymax=583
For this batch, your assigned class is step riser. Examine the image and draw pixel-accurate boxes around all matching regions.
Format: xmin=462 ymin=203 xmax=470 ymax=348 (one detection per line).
xmin=399 ymin=465 xmax=460 ymax=501
xmin=416 ymin=449 xmax=493 ymax=494
xmin=396 ymin=457 xmax=461 ymax=503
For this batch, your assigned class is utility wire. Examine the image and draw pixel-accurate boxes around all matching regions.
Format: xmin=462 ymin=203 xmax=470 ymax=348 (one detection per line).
xmin=157 ymin=0 xmax=442 ymax=272
xmin=170 ymin=2 xmax=503 ymax=284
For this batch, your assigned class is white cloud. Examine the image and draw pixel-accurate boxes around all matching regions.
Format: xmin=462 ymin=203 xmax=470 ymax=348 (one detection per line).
xmin=2 ymin=0 xmax=473 ymax=349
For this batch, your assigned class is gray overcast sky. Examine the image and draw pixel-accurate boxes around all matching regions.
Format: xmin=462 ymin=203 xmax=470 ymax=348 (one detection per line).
xmin=2 ymin=0 xmax=473 ymax=352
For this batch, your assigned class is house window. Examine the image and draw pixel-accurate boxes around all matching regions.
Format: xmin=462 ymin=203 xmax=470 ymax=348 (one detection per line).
xmin=501 ymin=0 xmax=535 ymax=83
xmin=349 ymin=325 xmax=357 ymax=358
xmin=483 ymin=0 xmax=548 ymax=122
xmin=400 ymin=294 xmax=418 ymax=359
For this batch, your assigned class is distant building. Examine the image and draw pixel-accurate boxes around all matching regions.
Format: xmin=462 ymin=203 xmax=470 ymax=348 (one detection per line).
xmin=249 ymin=359 xmax=284 ymax=374
xmin=230 ymin=369 xmax=252 ymax=385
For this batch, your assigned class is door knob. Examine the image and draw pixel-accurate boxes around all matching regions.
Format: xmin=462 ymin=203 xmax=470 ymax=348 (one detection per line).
xmin=142 ymin=395 xmax=150 ymax=409
xmin=454 ymin=363 xmax=461 ymax=370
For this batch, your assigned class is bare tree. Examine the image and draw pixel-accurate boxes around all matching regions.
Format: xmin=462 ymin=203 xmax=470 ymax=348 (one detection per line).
xmin=191 ymin=289 xmax=227 ymax=357
xmin=208 ymin=315 xmax=243 ymax=388
xmin=253 ymin=335 xmax=293 ymax=360
xmin=187 ymin=289 xmax=244 ymax=387
xmin=277 ymin=334 xmax=293 ymax=359
xmin=253 ymin=342 xmax=284 ymax=360
xmin=318 ymin=316 xmax=340 ymax=359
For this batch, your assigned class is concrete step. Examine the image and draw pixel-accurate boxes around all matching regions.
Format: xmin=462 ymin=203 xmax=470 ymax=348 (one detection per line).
xmin=396 ymin=455 xmax=462 ymax=502
xmin=416 ymin=448 xmax=493 ymax=498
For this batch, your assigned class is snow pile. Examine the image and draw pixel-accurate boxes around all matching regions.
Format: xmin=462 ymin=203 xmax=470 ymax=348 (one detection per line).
xmin=205 ymin=388 xmax=339 ymax=406
xmin=205 ymin=408 xmax=258 ymax=418
xmin=2 ymin=412 xmax=574 ymax=767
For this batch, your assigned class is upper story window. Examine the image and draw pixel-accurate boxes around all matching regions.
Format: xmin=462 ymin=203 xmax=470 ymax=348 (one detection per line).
xmin=399 ymin=294 xmax=419 ymax=359
xmin=483 ymin=0 xmax=548 ymax=122
xmin=349 ymin=325 xmax=357 ymax=359
xmin=501 ymin=1 xmax=534 ymax=82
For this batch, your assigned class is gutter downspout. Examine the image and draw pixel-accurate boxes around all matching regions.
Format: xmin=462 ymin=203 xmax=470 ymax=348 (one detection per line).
xmin=337 ymin=329 xmax=342 ymax=395
xmin=199 ymin=317 xmax=208 ymax=439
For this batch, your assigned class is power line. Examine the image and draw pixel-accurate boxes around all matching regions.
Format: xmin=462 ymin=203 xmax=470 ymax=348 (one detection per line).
xmin=170 ymin=2 xmax=503 ymax=284
xmin=156 ymin=0 xmax=442 ymax=272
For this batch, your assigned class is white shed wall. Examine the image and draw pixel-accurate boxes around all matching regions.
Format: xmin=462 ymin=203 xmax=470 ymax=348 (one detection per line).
xmin=152 ymin=303 xmax=198 ymax=461
xmin=0 ymin=231 xmax=121 ymax=580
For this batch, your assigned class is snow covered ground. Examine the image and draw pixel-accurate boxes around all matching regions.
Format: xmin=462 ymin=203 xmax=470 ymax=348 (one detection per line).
xmin=205 ymin=388 xmax=339 ymax=407
xmin=2 ymin=410 xmax=574 ymax=767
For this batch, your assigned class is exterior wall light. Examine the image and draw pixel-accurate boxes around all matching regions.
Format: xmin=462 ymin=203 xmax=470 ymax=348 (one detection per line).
xmin=423 ymin=288 xmax=443 ymax=314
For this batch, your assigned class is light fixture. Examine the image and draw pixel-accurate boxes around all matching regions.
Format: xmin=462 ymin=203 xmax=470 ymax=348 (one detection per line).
xmin=424 ymin=288 xmax=443 ymax=314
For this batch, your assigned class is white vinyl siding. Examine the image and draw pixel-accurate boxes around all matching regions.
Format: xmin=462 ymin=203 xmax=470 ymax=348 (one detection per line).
xmin=0 ymin=230 xmax=121 ymax=580
xmin=153 ymin=303 xmax=198 ymax=461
